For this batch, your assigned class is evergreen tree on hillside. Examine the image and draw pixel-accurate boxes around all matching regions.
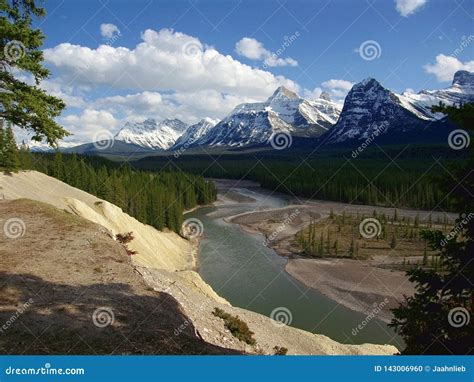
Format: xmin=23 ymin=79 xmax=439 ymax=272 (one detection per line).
xmin=1 ymin=0 xmax=67 ymax=146
xmin=18 ymin=141 xmax=32 ymax=169
xmin=390 ymin=102 xmax=474 ymax=355
xmin=1 ymin=124 xmax=19 ymax=172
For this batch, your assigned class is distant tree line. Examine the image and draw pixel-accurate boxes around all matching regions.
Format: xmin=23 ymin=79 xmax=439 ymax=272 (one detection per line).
xmin=136 ymin=150 xmax=461 ymax=211
xmin=3 ymin=146 xmax=216 ymax=233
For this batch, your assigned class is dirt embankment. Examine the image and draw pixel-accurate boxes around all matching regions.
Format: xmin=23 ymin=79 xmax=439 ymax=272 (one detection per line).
xmin=0 ymin=199 xmax=235 ymax=355
xmin=0 ymin=172 xmax=398 ymax=355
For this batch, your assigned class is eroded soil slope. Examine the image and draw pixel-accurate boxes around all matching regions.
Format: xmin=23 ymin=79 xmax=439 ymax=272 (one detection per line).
xmin=0 ymin=199 xmax=237 ymax=355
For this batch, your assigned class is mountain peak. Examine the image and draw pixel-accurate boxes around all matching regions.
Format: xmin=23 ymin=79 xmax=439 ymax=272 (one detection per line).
xmin=115 ymin=118 xmax=187 ymax=150
xmin=452 ymin=70 xmax=474 ymax=88
xmin=358 ymin=77 xmax=380 ymax=88
xmin=269 ymin=86 xmax=299 ymax=100
xmin=319 ymin=91 xmax=331 ymax=102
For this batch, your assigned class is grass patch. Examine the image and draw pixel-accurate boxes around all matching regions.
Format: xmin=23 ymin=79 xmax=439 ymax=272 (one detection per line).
xmin=212 ymin=308 xmax=256 ymax=346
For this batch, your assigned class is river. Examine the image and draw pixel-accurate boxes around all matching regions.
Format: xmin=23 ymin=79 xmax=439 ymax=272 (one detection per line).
xmin=187 ymin=182 xmax=402 ymax=348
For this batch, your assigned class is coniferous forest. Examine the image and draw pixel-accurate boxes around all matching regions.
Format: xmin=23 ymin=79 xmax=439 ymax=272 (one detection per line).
xmin=0 ymin=142 xmax=216 ymax=233
xmin=135 ymin=145 xmax=465 ymax=211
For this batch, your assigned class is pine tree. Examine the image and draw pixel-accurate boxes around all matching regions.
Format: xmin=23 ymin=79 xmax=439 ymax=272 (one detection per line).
xmin=1 ymin=0 xmax=67 ymax=145
xmin=18 ymin=141 xmax=32 ymax=169
xmin=2 ymin=125 xmax=19 ymax=172
xmin=348 ymin=237 xmax=355 ymax=257
xmin=390 ymin=102 xmax=473 ymax=355
xmin=390 ymin=234 xmax=397 ymax=249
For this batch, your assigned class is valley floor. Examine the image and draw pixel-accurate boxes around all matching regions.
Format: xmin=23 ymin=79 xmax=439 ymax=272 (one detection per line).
xmin=222 ymin=180 xmax=457 ymax=323
xmin=0 ymin=171 xmax=398 ymax=355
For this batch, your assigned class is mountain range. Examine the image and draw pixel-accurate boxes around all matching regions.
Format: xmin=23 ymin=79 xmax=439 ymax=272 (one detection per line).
xmin=33 ymin=70 xmax=474 ymax=153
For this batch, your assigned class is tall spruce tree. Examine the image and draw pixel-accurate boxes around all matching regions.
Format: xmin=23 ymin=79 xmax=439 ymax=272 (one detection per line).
xmin=1 ymin=124 xmax=19 ymax=172
xmin=390 ymin=102 xmax=473 ymax=354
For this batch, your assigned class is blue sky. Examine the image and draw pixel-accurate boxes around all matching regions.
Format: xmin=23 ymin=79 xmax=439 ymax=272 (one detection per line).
xmin=26 ymin=0 xmax=474 ymax=143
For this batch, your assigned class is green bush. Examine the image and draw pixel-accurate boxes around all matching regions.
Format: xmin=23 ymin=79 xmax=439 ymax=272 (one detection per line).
xmin=212 ymin=308 xmax=256 ymax=346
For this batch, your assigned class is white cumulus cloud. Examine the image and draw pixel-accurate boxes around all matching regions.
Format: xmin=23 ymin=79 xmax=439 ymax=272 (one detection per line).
xmin=424 ymin=54 xmax=474 ymax=82
xmin=61 ymin=109 xmax=119 ymax=142
xmin=100 ymin=23 xmax=120 ymax=39
xmin=44 ymin=29 xmax=298 ymax=99
xmin=395 ymin=0 xmax=427 ymax=17
xmin=235 ymin=37 xmax=298 ymax=67
xmin=303 ymin=79 xmax=354 ymax=105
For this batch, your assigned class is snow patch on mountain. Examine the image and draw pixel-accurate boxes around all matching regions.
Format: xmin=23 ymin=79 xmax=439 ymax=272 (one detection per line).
xmin=174 ymin=86 xmax=341 ymax=149
xmin=324 ymin=78 xmax=426 ymax=144
xmin=396 ymin=70 xmax=474 ymax=120
xmin=115 ymin=118 xmax=187 ymax=150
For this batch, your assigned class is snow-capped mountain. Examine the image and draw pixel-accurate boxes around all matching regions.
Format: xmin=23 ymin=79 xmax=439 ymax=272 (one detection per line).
xmin=397 ymin=70 xmax=474 ymax=120
xmin=175 ymin=86 xmax=341 ymax=148
xmin=114 ymin=118 xmax=187 ymax=150
xmin=324 ymin=70 xmax=473 ymax=144
xmin=323 ymin=78 xmax=427 ymax=144
xmin=170 ymin=118 xmax=219 ymax=150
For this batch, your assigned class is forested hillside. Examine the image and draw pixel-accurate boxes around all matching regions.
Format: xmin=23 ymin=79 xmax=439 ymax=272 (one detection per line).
xmin=9 ymin=150 xmax=216 ymax=233
xmin=135 ymin=146 xmax=463 ymax=211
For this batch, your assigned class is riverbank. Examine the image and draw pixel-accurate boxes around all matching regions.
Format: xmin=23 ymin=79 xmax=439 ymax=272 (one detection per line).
xmin=219 ymin=179 xmax=453 ymax=323
xmin=1 ymin=171 xmax=397 ymax=355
